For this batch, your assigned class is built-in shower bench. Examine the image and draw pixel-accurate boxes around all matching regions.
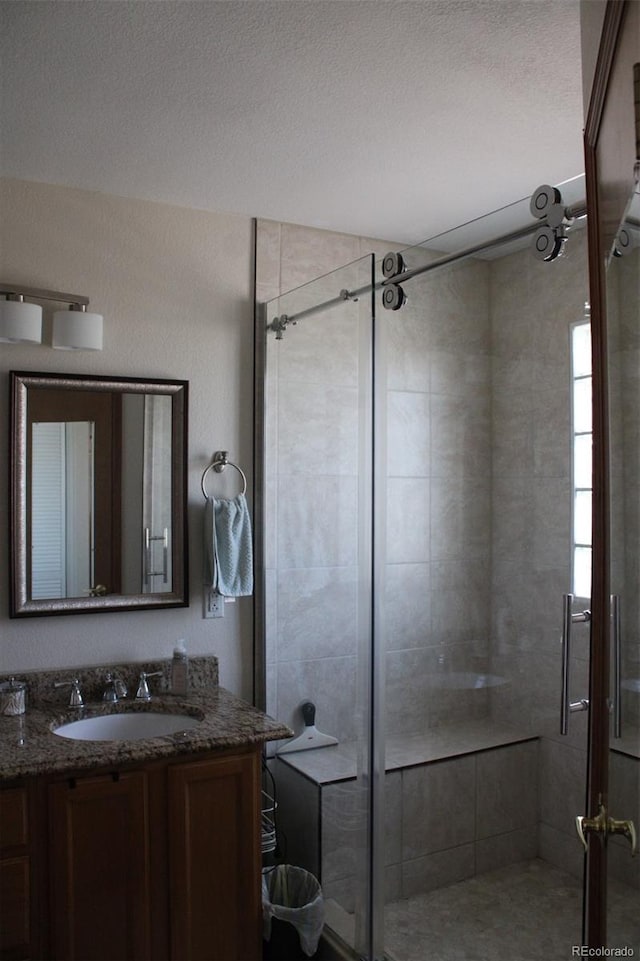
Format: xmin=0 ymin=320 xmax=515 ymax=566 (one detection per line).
xmin=271 ymin=718 xmax=540 ymax=913
xmin=276 ymin=717 xmax=536 ymax=785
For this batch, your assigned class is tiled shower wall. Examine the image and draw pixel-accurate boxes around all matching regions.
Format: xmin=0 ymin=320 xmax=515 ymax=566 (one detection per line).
xmin=257 ymin=218 xmax=638 ymax=891
xmin=257 ymin=220 xmax=591 ymax=751
xmin=488 ymin=228 xmax=591 ymax=876
xmin=382 ymin=256 xmax=492 ymax=735
xmin=257 ymin=220 xmax=382 ymax=744
xmin=257 ymin=219 xmax=493 ymax=742
xmin=489 ymin=228 xmax=590 ymax=732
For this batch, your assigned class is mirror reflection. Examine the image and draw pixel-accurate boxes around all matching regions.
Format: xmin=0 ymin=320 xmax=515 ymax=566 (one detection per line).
xmin=607 ymin=188 xmax=639 ymax=749
xmin=31 ymin=418 xmax=95 ymax=599
xmin=11 ymin=372 xmax=188 ymax=616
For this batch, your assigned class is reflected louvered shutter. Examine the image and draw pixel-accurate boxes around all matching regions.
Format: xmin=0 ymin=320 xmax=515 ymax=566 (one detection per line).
xmin=31 ymin=422 xmax=66 ymax=599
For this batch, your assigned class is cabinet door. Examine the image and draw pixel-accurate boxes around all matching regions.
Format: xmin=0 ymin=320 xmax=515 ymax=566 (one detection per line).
xmin=49 ymin=771 xmax=151 ymax=961
xmin=168 ymin=750 xmax=261 ymax=961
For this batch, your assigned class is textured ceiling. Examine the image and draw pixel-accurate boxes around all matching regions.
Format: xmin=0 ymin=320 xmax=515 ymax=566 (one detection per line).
xmin=0 ymin=0 xmax=584 ymax=244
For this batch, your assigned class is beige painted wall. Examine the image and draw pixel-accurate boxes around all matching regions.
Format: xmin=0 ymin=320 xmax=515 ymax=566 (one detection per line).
xmin=0 ymin=177 xmax=255 ymax=699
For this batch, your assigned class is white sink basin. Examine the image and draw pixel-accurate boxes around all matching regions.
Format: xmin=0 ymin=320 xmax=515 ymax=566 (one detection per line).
xmin=53 ymin=711 xmax=201 ymax=741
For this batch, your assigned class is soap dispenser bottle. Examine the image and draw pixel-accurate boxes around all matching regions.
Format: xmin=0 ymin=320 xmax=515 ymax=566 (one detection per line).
xmin=171 ymin=639 xmax=188 ymax=696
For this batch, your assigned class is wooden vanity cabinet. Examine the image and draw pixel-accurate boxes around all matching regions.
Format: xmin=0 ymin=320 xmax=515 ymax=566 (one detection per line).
xmin=0 ymin=785 xmax=32 ymax=961
xmin=48 ymin=770 xmax=152 ymax=961
xmin=168 ymin=752 xmax=262 ymax=961
xmin=0 ymin=780 xmax=47 ymax=961
xmin=25 ymin=744 xmax=261 ymax=961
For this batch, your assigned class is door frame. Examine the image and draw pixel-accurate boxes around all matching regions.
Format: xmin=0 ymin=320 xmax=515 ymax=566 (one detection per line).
xmin=584 ymin=0 xmax=638 ymax=946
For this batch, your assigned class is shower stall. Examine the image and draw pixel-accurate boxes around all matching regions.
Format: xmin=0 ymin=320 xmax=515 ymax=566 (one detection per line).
xmin=253 ymin=181 xmax=639 ymax=960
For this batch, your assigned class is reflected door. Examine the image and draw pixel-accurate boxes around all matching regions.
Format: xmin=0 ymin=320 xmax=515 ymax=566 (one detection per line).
xmin=606 ymin=196 xmax=640 ymax=949
xmin=31 ymin=420 xmax=95 ymax=598
xmin=27 ymin=388 xmax=122 ymax=598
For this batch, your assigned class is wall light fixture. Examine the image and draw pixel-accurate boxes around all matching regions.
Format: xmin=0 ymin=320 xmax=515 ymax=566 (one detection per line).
xmin=0 ymin=294 xmax=42 ymax=344
xmin=0 ymin=283 xmax=103 ymax=350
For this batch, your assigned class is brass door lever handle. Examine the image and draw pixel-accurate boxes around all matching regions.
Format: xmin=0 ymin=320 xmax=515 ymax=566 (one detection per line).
xmin=576 ymin=804 xmax=637 ymax=855
xmin=609 ymin=817 xmax=638 ymax=855
xmin=88 ymin=584 xmax=107 ymax=596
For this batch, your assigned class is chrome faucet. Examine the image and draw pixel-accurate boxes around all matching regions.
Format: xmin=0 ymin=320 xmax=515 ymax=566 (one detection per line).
xmin=103 ymin=672 xmax=127 ymax=702
xmin=54 ymin=678 xmax=84 ymax=708
xmin=135 ymin=671 xmax=162 ymax=701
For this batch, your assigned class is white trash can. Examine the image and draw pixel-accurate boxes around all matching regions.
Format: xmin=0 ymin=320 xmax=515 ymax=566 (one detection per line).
xmin=262 ymin=864 xmax=324 ymax=959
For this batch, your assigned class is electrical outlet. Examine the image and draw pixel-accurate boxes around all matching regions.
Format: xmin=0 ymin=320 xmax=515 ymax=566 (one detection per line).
xmin=203 ymin=589 xmax=225 ymax=618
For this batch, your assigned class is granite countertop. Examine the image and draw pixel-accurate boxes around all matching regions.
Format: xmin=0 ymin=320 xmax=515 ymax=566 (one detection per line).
xmin=0 ymin=656 xmax=292 ymax=781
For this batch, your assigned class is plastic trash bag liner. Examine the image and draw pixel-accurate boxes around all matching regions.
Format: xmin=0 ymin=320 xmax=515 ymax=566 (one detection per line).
xmin=262 ymin=864 xmax=325 ymax=957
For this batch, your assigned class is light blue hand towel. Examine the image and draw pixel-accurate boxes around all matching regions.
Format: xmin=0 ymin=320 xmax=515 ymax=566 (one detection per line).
xmin=203 ymin=494 xmax=253 ymax=597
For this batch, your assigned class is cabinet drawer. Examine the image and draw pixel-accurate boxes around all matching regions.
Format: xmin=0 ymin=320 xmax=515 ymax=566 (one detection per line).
xmin=0 ymin=790 xmax=28 ymax=854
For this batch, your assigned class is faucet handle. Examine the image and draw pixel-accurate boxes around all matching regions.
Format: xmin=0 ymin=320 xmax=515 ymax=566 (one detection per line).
xmin=136 ymin=671 xmax=162 ymax=701
xmin=54 ymin=678 xmax=84 ymax=708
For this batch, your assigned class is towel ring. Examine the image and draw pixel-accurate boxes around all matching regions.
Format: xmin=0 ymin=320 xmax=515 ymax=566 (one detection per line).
xmin=201 ymin=451 xmax=247 ymax=499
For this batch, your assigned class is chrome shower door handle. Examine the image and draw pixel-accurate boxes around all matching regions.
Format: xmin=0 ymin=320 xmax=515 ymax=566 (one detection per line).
xmin=144 ymin=527 xmax=151 ymax=587
xmin=611 ymin=594 xmax=621 ymax=738
xmin=144 ymin=528 xmax=169 ymax=584
xmin=560 ymin=594 xmax=572 ymax=735
xmin=560 ymin=594 xmax=591 ymax=735
xmin=162 ymin=527 xmax=168 ymax=584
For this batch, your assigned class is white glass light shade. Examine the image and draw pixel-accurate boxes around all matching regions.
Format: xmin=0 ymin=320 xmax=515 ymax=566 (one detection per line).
xmin=52 ymin=309 xmax=103 ymax=350
xmin=0 ymin=299 xmax=42 ymax=343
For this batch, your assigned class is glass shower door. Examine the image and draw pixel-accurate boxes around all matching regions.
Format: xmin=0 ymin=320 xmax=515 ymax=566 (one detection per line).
xmin=374 ymin=192 xmax=593 ymax=961
xmin=257 ymin=254 xmax=378 ymax=959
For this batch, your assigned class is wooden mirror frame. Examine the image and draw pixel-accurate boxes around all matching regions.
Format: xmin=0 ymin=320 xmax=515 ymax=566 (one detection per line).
xmin=10 ymin=370 xmax=189 ymax=617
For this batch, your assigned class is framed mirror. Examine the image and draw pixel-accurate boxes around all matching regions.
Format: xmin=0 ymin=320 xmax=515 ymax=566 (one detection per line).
xmin=10 ymin=371 xmax=189 ymax=616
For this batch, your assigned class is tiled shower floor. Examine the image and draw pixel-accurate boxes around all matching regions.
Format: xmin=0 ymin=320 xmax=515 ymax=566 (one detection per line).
xmin=326 ymin=859 xmax=640 ymax=961
xmin=384 ymin=860 xmax=639 ymax=961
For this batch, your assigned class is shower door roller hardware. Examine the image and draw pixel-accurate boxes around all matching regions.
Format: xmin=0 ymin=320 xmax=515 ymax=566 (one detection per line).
xmin=382 ymin=283 xmax=406 ymax=311
xmin=576 ymin=804 xmax=638 ymax=856
xmin=267 ymin=314 xmax=296 ymax=340
xmin=613 ymin=224 xmax=635 ymax=257
xmin=381 ymin=251 xmax=407 ymax=279
xmin=533 ymin=224 xmax=567 ymax=262
xmin=530 ymin=184 xmax=562 ymax=219
xmin=529 ymin=183 xmax=574 ymax=261
xmin=339 ymin=288 xmax=358 ymax=302
xmin=560 ymin=594 xmax=591 ymax=735
xmin=529 ymin=183 xmax=574 ymax=228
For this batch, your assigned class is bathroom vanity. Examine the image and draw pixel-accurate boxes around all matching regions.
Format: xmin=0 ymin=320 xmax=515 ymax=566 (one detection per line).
xmin=0 ymin=659 xmax=290 ymax=961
